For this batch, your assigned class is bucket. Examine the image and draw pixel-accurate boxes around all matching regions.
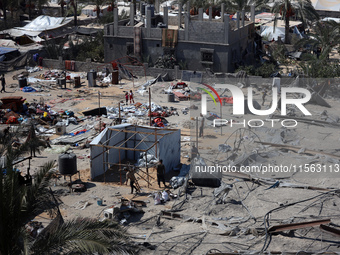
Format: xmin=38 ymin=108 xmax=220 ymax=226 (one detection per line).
xmin=97 ymin=199 xmax=103 ymax=206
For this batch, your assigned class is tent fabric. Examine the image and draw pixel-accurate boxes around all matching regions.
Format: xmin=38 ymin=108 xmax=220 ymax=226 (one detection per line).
xmin=261 ymin=26 xmax=285 ymax=41
xmin=255 ymin=12 xmax=277 ymax=21
xmin=18 ymin=15 xmax=72 ymax=32
xmin=0 ymin=52 xmax=28 ymax=72
xmin=0 ymin=47 xmax=19 ymax=56
xmin=322 ymin=17 xmax=340 ymax=22
xmin=2 ymin=15 xmax=72 ymax=37
xmin=311 ymin=0 xmax=340 ymax=11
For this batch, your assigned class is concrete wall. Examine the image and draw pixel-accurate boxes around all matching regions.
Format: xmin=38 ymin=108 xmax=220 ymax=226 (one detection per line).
xmin=104 ymin=15 xmax=255 ymax=73
xmin=42 ymin=58 xmax=103 ymax=72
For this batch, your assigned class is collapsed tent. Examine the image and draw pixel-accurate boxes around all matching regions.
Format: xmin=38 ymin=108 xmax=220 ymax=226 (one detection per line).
xmin=1 ymin=15 xmax=73 ymax=42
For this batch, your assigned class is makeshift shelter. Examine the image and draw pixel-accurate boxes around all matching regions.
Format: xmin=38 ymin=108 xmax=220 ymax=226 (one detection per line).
xmin=90 ymin=124 xmax=181 ymax=182
xmin=260 ymin=20 xmax=302 ymax=42
xmin=0 ymin=47 xmax=20 ymax=61
xmin=1 ymin=15 xmax=72 ymax=43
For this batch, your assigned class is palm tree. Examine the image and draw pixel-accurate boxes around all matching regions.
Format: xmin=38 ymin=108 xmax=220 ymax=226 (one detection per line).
xmin=34 ymin=0 xmax=49 ymax=15
xmin=58 ymin=0 xmax=66 ymax=17
xmin=94 ymin=0 xmax=107 ymax=19
xmin=1 ymin=0 xmax=8 ymax=23
xmin=295 ymin=20 xmax=340 ymax=58
xmin=0 ymin=129 xmax=136 ymax=255
xmin=268 ymin=0 xmax=319 ymax=44
xmin=69 ymin=0 xmax=77 ymax=26
xmin=222 ymin=0 xmax=255 ymax=12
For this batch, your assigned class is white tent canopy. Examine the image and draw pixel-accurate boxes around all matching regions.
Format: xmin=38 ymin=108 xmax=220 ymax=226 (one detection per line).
xmin=311 ymin=0 xmax=340 ymax=11
xmin=2 ymin=15 xmax=72 ymax=37
xmin=260 ymin=20 xmax=302 ymax=41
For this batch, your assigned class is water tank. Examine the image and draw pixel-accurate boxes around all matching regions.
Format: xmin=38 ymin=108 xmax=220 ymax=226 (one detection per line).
xmin=74 ymin=76 xmax=81 ymax=87
xmin=112 ymin=71 xmax=119 ymax=84
xmin=19 ymin=78 xmax=27 ymax=88
xmin=87 ymin=69 xmax=97 ymax=87
xmin=168 ymin=93 xmax=174 ymax=102
xmin=58 ymin=152 xmax=77 ymax=175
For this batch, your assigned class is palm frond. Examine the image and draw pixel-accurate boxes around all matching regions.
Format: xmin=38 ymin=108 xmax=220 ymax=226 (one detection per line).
xmin=31 ymin=218 xmax=137 ymax=255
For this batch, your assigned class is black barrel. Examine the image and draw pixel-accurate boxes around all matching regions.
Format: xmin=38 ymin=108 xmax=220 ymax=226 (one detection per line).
xmin=58 ymin=152 xmax=77 ymax=175
xmin=19 ymin=78 xmax=27 ymax=88
xmin=168 ymin=93 xmax=175 ymax=102
xmin=74 ymin=76 xmax=81 ymax=87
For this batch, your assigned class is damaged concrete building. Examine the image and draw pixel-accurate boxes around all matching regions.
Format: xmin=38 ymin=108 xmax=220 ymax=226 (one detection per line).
xmin=104 ymin=3 xmax=256 ymax=73
xmin=90 ymin=124 xmax=181 ymax=181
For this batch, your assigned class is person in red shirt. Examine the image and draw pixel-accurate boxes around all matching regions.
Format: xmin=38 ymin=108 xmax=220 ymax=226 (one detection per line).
xmin=129 ymin=90 xmax=135 ymax=104
xmin=125 ymin=92 xmax=129 ymax=105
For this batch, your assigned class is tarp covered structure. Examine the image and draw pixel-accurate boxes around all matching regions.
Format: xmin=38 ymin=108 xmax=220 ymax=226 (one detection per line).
xmin=260 ymin=20 xmax=302 ymax=41
xmin=90 ymin=124 xmax=181 ymax=180
xmin=311 ymin=0 xmax=340 ymax=11
xmin=1 ymin=15 xmax=72 ymax=40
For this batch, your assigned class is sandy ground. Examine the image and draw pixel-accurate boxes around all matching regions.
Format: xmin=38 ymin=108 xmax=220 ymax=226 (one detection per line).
xmin=4 ymin=68 xmax=340 ymax=254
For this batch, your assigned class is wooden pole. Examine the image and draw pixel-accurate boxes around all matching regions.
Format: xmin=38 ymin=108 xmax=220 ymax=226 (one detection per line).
xmin=98 ymin=91 xmax=101 ymax=112
xmin=196 ymin=117 xmax=198 ymax=149
xmin=119 ymin=149 xmax=122 ymax=185
xmin=145 ymin=151 xmax=149 ymax=188
xmin=103 ymin=147 xmax=106 ymax=183
xmin=118 ymin=102 xmax=121 ymax=124
xmin=155 ymin=129 xmax=157 ymax=158
xmin=149 ymin=87 xmax=152 ymax=126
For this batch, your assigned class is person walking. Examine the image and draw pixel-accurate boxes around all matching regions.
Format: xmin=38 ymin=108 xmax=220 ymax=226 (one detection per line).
xmin=156 ymin=159 xmax=166 ymax=188
xmin=125 ymin=92 xmax=129 ymax=105
xmin=125 ymin=168 xmax=137 ymax=194
xmin=129 ymin=90 xmax=135 ymax=104
xmin=262 ymin=89 xmax=267 ymax=106
xmin=1 ymin=74 xmax=6 ymax=93
xmin=198 ymin=113 xmax=204 ymax=138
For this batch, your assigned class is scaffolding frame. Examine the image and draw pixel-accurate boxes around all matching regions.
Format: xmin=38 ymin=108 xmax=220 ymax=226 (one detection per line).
xmin=91 ymin=125 xmax=178 ymax=187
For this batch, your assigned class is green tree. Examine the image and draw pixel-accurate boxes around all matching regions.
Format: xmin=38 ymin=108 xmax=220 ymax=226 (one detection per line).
xmin=266 ymin=0 xmax=319 ymax=44
xmin=58 ymin=0 xmax=66 ymax=16
xmin=0 ymin=129 xmax=137 ymax=255
xmin=94 ymin=0 xmax=107 ymax=19
xmin=295 ymin=21 xmax=340 ymax=59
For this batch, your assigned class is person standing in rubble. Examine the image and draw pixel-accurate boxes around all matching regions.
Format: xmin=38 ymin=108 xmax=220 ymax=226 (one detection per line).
xmin=125 ymin=167 xmax=137 ymax=194
xmin=156 ymin=159 xmax=166 ymax=188
xmin=262 ymin=89 xmax=267 ymax=106
xmin=129 ymin=90 xmax=135 ymax=104
xmin=1 ymin=74 xmax=6 ymax=93
xmin=125 ymin=92 xmax=129 ymax=105
xmin=198 ymin=113 xmax=204 ymax=138
xmin=26 ymin=124 xmax=39 ymax=157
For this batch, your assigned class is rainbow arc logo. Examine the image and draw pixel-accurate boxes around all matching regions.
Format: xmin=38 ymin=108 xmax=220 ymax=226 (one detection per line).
xmin=198 ymin=84 xmax=222 ymax=115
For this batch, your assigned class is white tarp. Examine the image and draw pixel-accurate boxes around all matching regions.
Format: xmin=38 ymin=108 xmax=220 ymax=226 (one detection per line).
xmin=260 ymin=20 xmax=302 ymax=41
xmin=311 ymin=0 xmax=340 ymax=11
xmin=2 ymin=15 xmax=72 ymax=37
xmin=322 ymin=17 xmax=340 ymax=22
xmin=261 ymin=26 xmax=285 ymax=41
